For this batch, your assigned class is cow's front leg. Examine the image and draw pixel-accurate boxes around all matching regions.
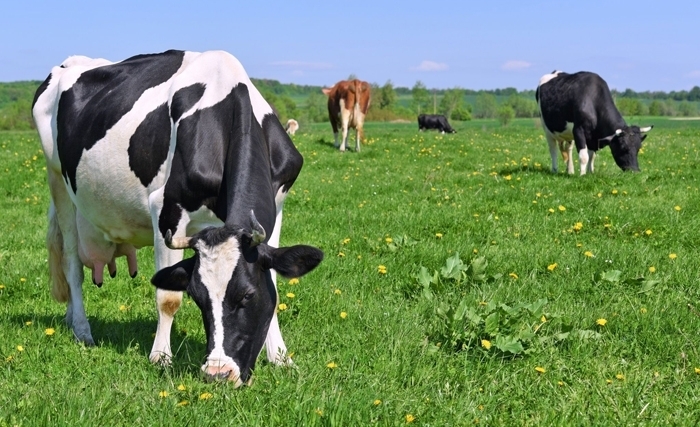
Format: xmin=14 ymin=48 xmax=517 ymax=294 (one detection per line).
xmin=263 ymin=200 xmax=293 ymax=366
xmin=148 ymin=188 xmax=184 ymax=364
xmin=545 ymin=133 xmax=559 ymax=173
xmin=587 ymin=150 xmax=596 ymax=173
xmin=573 ymin=127 xmax=589 ymax=176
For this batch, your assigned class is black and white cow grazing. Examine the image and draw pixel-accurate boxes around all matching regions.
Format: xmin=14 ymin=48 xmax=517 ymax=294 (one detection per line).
xmin=33 ymin=50 xmax=324 ymax=386
xmin=418 ymin=114 xmax=456 ymax=134
xmin=536 ymin=71 xmax=652 ymax=175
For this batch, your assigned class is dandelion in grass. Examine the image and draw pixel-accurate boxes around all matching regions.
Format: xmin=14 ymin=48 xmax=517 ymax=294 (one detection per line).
xmin=616 ymin=373 xmax=625 ymax=381
xmin=405 ymin=414 xmax=416 ymax=423
xmin=288 ymin=278 xmax=299 ymax=285
xmin=640 ymin=307 xmax=647 ymax=314
xmin=612 ymin=189 xmax=618 ymax=195
xmin=584 ymin=251 xmax=594 ymax=258
xmin=17 ymin=345 xmax=24 ymax=352
xmin=176 ymin=400 xmax=189 ymax=407
xmin=278 ymin=303 xmax=288 ymax=311
xmin=20 ymin=278 xmax=26 ymax=282
xmin=573 ymin=222 xmax=583 ymax=231
xmin=535 ymin=366 xmax=546 ymax=374
xmin=25 ymin=321 xmax=32 ymax=326
xmin=558 ymin=205 xmax=566 ymax=212
xmin=0 ymin=284 xmax=4 ymax=290
xmin=547 ymin=263 xmax=557 ymax=272
xmin=695 ymin=368 xmax=700 ymax=374
xmin=548 ymin=208 xmax=555 ymax=213
xmin=159 ymin=391 xmax=168 ymax=398
xmin=338 ymin=252 xmax=345 ymax=257
xmin=606 ymin=379 xmax=612 ymax=384
xmin=177 ymin=384 xmax=186 ymax=391
xmin=45 ymin=328 xmax=55 ymax=336
xmin=504 ymin=175 xmax=512 ymax=181
xmin=596 ymin=318 xmax=607 ymax=326
xmin=119 ymin=305 xmax=128 ymax=312
xmin=558 ymin=381 xmax=564 ymax=386
xmin=326 ymin=362 xmax=338 ymax=369
xmin=481 ymin=339 xmax=492 ymax=350
xmin=385 ymin=237 xmax=393 ymax=243
xmin=378 ymin=265 xmax=387 ymax=274
xmin=342 ymin=238 xmax=351 ymax=245
xmin=645 ymin=229 xmax=652 ymax=236
xmin=649 ymin=266 xmax=656 ymax=273
xmin=473 ymin=249 xmax=478 ymax=254
xmin=199 ymin=392 xmax=213 ymax=400
xmin=669 ymin=253 xmax=677 ymax=260
xmin=334 ymin=288 xmax=342 ymax=295
xmin=286 ymin=292 xmax=295 ymax=299
xmin=373 ymin=399 xmax=382 ymax=406
xmin=435 ymin=232 xmax=443 ymax=239
xmin=541 ymin=316 xmax=547 ymax=323
xmin=674 ymin=206 xmax=681 ymax=212
xmin=315 ymin=409 xmax=324 ymax=416
xmin=340 ymin=312 xmax=347 ymax=319
xmin=509 ymin=272 xmax=518 ymax=279
xmin=597 ymin=192 xmax=602 ymax=198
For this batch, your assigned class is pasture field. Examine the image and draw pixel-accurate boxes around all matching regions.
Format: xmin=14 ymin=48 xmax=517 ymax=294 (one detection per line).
xmin=1 ymin=118 xmax=700 ymax=426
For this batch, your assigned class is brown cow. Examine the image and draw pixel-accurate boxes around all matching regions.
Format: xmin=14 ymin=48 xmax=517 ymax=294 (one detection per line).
xmin=322 ymin=79 xmax=371 ymax=152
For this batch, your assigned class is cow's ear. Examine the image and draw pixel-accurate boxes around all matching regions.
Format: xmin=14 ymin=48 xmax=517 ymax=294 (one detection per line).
xmin=258 ymin=244 xmax=324 ymax=278
xmin=641 ymin=134 xmax=648 ymax=143
xmin=322 ymin=88 xmax=331 ymax=96
xmin=151 ymin=257 xmax=196 ymax=291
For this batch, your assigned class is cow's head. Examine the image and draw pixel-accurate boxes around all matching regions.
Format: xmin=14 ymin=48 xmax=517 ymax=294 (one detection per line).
xmin=600 ymin=125 xmax=653 ymax=172
xmin=151 ymin=211 xmax=323 ymax=387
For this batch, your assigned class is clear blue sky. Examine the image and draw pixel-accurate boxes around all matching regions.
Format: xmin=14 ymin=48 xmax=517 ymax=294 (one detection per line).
xmin=2 ymin=0 xmax=698 ymax=92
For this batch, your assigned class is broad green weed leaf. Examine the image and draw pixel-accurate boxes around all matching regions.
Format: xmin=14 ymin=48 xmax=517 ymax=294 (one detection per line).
xmin=485 ymin=312 xmax=500 ymax=335
xmin=494 ymin=336 xmax=524 ymax=354
xmin=638 ymin=279 xmax=661 ymax=293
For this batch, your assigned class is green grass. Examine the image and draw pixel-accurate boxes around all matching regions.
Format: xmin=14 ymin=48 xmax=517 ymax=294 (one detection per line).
xmin=2 ymin=117 xmax=700 ymax=425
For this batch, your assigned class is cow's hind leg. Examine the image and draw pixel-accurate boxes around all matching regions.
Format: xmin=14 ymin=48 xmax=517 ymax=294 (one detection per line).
xmin=545 ymin=133 xmax=559 ymax=173
xmin=47 ymin=172 xmax=94 ymax=345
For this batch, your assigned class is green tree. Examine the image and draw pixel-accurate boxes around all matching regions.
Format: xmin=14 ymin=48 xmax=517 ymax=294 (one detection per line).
xmin=616 ymin=98 xmax=647 ymax=116
xmin=411 ymin=81 xmax=431 ymax=115
xmin=648 ymin=100 xmax=664 ymax=116
xmin=438 ymin=88 xmax=465 ymax=120
xmin=496 ymin=105 xmax=515 ymax=126
xmin=677 ymin=101 xmax=697 ymax=117
xmin=473 ymin=93 xmax=497 ymax=118
xmin=376 ymin=80 xmax=397 ymax=110
xmin=302 ymin=92 xmax=329 ymax=123
xmin=505 ymin=95 xmax=538 ymax=118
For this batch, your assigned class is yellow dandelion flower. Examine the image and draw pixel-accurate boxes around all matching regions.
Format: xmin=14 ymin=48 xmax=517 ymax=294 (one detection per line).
xmin=509 ymin=272 xmax=518 ymax=279
xmin=286 ymin=292 xmax=295 ymax=299
xmin=45 ymin=328 xmax=55 ymax=336
xmin=674 ymin=206 xmax=681 ymax=211
xmin=606 ymin=379 xmax=612 ymax=384
xmin=119 ymin=305 xmax=128 ymax=312
xmin=541 ymin=316 xmax=547 ymax=323
xmin=17 ymin=345 xmax=24 ymax=352
xmin=288 ymin=278 xmax=299 ymax=285
xmin=645 ymin=229 xmax=652 ymax=236
xmin=504 ymin=175 xmax=512 ymax=181
xmin=481 ymin=339 xmax=492 ymax=350
xmin=558 ymin=205 xmax=566 ymax=211
xmin=596 ymin=318 xmax=607 ymax=326
xmin=558 ymin=381 xmax=564 ymax=386
xmin=338 ymin=252 xmax=345 ymax=257
xmin=334 ymin=288 xmax=342 ymax=295
xmin=315 ymin=408 xmax=323 ymax=416
xmin=342 ymin=238 xmax=351 ymax=244
xmin=548 ymin=208 xmax=555 ymax=213
xmin=597 ymin=192 xmax=602 ymax=198
xmin=649 ymin=266 xmax=656 ymax=273
xmin=547 ymin=263 xmax=558 ymax=272
xmin=340 ymin=312 xmax=347 ymax=319
xmin=159 ymin=391 xmax=169 ymax=398
xmin=373 ymin=399 xmax=382 ymax=406
xmin=640 ymin=307 xmax=647 ymax=314
xmin=695 ymin=367 xmax=700 ymax=374
xmin=435 ymin=232 xmax=443 ymax=238
xmin=406 ymin=414 xmax=416 ymax=423
xmin=473 ymin=249 xmax=478 ymax=254
xmin=176 ymin=400 xmax=189 ymax=407
xmin=573 ymin=222 xmax=583 ymax=231
xmin=177 ymin=384 xmax=186 ymax=391
xmin=199 ymin=392 xmax=213 ymax=400
xmin=326 ymin=362 xmax=338 ymax=369
xmin=278 ymin=303 xmax=288 ymax=311
xmin=612 ymin=189 xmax=618 ymax=195
xmin=25 ymin=321 xmax=32 ymax=326
xmin=584 ymin=251 xmax=594 ymax=258
xmin=0 ymin=284 xmax=4 ymax=289
xmin=535 ymin=366 xmax=546 ymax=374
xmin=669 ymin=253 xmax=677 ymax=260
xmin=616 ymin=373 xmax=625 ymax=380
xmin=20 ymin=278 xmax=26 ymax=282
xmin=378 ymin=265 xmax=387 ymax=274
xmin=385 ymin=237 xmax=393 ymax=243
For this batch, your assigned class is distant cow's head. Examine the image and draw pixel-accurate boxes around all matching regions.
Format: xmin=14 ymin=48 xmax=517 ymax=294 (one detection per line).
xmin=151 ymin=212 xmax=323 ymax=387
xmin=600 ymin=125 xmax=653 ymax=172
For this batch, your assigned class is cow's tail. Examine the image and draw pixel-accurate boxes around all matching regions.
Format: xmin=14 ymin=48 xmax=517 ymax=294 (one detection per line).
xmin=47 ymin=201 xmax=70 ymax=303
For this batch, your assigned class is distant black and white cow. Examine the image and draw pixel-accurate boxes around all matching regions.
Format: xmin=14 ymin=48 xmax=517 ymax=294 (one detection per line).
xmin=418 ymin=114 xmax=455 ymax=134
xmin=32 ymin=50 xmax=323 ymax=386
xmin=536 ymin=70 xmax=652 ymax=175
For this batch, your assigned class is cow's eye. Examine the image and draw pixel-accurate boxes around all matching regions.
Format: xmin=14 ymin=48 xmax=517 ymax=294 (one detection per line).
xmin=243 ymin=292 xmax=254 ymax=300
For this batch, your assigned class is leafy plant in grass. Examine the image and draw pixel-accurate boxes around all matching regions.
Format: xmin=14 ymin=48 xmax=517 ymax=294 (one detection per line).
xmin=412 ymin=253 xmax=501 ymax=298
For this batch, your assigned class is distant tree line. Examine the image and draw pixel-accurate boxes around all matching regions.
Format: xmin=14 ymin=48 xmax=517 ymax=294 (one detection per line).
xmin=1 ymin=80 xmax=699 ymax=130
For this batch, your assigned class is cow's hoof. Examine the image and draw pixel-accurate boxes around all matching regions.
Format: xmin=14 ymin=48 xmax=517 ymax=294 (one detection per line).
xmin=130 ymin=270 xmax=138 ymax=279
xmin=109 ymin=270 xmax=117 ymax=278
xmin=74 ymin=333 xmax=95 ymax=347
xmin=149 ymin=352 xmax=172 ymax=366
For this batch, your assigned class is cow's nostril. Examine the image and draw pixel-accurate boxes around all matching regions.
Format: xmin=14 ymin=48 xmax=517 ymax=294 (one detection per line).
xmin=206 ymin=371 xmax=231 ymax=382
